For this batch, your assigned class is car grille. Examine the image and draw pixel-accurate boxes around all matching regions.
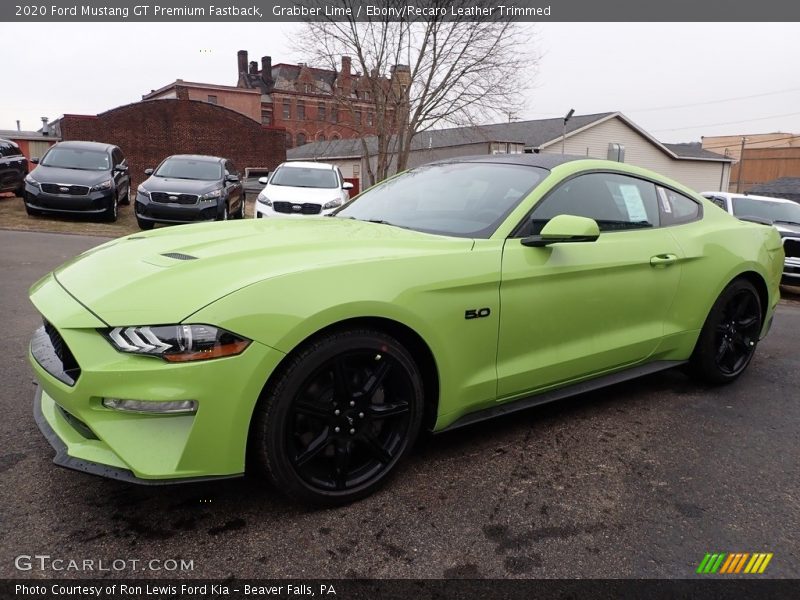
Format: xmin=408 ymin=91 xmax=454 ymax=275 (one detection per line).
xmin=40 ymin=183 xmax=90 ymax=196
xmin=783 ymin=238 xmax=800 ymax=259
xmin=150 ymin=192 xmax=199 ymax=204
xmin=30 ymin=321 xmax=81 ymax=386
xmin=272 ymin=201 xmax=322 ymax=215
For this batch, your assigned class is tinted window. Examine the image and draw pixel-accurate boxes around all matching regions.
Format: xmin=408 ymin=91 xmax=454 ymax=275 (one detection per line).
xmin=0 ymin=141 xmax=21 ymax=157
xmin=658 ymin=187 xmax=700 ymax=225
xmin=41 ymin=147 xmax=110 ymax=171
xmin=732 ymin=197 xmax=800 ymax=225
xmin=155 ymin=158 xmax=222 ymax=180
xmin=704 ymin=194 xmax=728 ymax=211
xmin=270 ymin=166 xmax=338 ymax=189
xmin=111 ymin=148 xmax=123 ymax=166
xmin=335 ymin=162 xmax=547 ymax=238
xmin=527 ymin=172 xmax=659 ymax=234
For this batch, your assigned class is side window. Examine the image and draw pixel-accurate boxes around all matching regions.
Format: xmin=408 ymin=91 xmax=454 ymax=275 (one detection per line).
xmin=704 ymin=195 xmax=728 ymax=211
xmin=0 ymin=142 xmax=11 ymax=157
xmin=526 ymin=172 xmax=660 ymax=235
xmin=658 ymin=187 xmax=701 ymax=225
xmin=226 ymin=160 xmax=238 ymax=177
xmin=336 ymin=168 xmax=344 ymax=186
xmin=111 ymin=148 xmax=123 ymax=167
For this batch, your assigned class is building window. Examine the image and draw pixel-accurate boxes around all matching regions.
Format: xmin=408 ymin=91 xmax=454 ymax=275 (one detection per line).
xmin=354 ymin=110 xmax=362 ymax=125
xmin=283 ymin=100 xmax=291 ymax=120
xmin=331 ymin=107 xmax=338 ymax=123
xmin=297 ymin=100 xmax=306 ymax=120
xmin=317 ymin=133 xmax=326 ymax=142
xmin=304 ymin=83 xmax=311 ymax=93
xmin=207 ymin=95 xmax=218 ymax=104
xmin=296 ymin=132 xmax=307 ymax=146
xmin=363 ymin=91 xmax=371 ymax=101
xmin=366 ymin=112 xmax=374 ymax=126
xmin=332 ymin=133 xmax=341 ymax=141
xmin=318 ymin=102 xmax=326 ymax=121
xmin=261 ymin=109 xmax=272 ymax=125
xmin=353 ymin=164 xmax=360 ymax=178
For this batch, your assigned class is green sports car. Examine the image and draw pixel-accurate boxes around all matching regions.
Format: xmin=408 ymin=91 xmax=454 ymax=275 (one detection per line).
xmin=29 ymin=155 xmax=783 ymax=505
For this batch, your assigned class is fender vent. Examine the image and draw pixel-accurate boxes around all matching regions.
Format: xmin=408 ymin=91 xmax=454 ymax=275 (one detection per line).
xmin=161 ymin=252 xmax=198 ymax=261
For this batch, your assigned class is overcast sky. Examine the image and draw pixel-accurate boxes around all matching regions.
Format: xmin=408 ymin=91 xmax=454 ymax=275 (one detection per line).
xmin=2 ymin=22 xmax=798 ymax=144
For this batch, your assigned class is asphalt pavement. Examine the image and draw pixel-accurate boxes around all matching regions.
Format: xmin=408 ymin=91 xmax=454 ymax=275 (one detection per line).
xmin=0 ymin=229 xmax=797 ymax=579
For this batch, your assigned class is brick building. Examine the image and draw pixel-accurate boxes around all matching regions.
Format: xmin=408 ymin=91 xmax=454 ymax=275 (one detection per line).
xmin=51 ymin=90 xmax=286 ymax=188
xmin=236 ymin=50 xmax=410 ymax=148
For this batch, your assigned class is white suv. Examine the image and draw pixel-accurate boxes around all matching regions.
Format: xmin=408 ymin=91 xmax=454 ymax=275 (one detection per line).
xmin=255 ymin=161 xmax=353 ymax=218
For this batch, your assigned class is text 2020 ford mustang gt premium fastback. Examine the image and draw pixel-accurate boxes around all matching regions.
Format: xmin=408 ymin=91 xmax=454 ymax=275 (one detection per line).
xmin=29 ymin=155 xmax=784 ymax=505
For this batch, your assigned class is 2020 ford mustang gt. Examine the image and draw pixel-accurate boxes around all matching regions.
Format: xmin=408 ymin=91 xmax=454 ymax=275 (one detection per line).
xmin=29 ymin=155 xmax=784 ymax=505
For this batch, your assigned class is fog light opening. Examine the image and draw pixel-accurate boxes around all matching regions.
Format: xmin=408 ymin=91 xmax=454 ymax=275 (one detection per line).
xmin=102 ymin=398 xmax=198 ymax=414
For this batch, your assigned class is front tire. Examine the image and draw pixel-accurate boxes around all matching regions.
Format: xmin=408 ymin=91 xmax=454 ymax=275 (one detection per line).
xmin=102 ymin=194 xmax=118 ymax=222
xmin=237 ymin=194 xmax=246 ymax=219
xmin=689 ymin=279 xmax=762 ymax=384
xmin=136 ymin=217 xmax=154 ymax=230
xmin=252 ymin=329 xmax=424 ymax=506
xmin=217 ymin=201 xmax=229 ymax=221
xmin=119 ymin=183 xmax=131 ymax=205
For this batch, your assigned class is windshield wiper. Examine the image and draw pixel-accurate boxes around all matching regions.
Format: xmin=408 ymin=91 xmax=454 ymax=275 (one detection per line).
xmin=773 ymin=219 xmax=800 ymax=226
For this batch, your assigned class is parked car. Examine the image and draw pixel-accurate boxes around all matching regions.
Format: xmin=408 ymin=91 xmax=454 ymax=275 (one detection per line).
xmin=702 ymin=191 xmax=800 ymax=284
xmin=135 ymin=154 xmax=245 ymax=230
xmin=23 ymin=141 xmax=130 ymax=222
xmin=0 ymin=137 xmax=28 ymax=197
xmin=29 ymin=155 xmax=783 ymax=506
xmin=255 ymin=161 xmax=353 ymax=218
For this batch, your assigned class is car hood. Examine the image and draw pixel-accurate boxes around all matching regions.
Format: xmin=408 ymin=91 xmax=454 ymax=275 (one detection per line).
xmin=264 ymin=184 xmax=343 ymax=204
xmin=141 ymin=176 xmax=221 ymax=194
xmin=53 ymin=218 xmax=473 ymax=325
xmin=774 ymin=223 xmax=800 ymax=236
xmin=31 ymin=165 xmax=111 ymax=186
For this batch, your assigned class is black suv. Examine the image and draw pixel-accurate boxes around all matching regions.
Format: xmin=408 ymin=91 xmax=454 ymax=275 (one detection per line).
xmin=24 ymin=140 xmax=130 ymax=222
xmin=0 ymin=138 xmax=28 ymax=197
xmin=134 ymin=154 xmax=245 ymax=230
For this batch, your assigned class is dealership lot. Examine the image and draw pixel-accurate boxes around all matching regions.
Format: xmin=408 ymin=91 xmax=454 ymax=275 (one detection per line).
xmin=0 ymin=228 xmax=798 ymax=579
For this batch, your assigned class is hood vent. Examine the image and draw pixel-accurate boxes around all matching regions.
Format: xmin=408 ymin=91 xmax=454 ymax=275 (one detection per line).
xmin=161 ymin=252 xmax=198 ymax=261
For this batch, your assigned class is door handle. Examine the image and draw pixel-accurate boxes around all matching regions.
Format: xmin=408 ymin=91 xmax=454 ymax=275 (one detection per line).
xmin=650 ymin=253 xmax=678 ymax=267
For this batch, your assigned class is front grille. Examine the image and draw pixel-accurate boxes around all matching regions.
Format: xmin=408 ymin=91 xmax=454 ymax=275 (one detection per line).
xmin=30 ymin=321 xmax=81 ymax=386
xmin=40 ymin=183 xmax=90 ymax=196
xmin=272 ymin=201 xmax=322 ymax=215
xmin=150 ymin=192 xmax=199 ymax=204
xmin=783 ymin=238 xmax=800 ymax=259
xmin=56 ymin=405 xmax=98 ymax=440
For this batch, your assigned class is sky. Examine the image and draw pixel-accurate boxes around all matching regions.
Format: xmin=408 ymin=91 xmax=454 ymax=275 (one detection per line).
xmin=1 ymin=22 xmax=798 ymax=144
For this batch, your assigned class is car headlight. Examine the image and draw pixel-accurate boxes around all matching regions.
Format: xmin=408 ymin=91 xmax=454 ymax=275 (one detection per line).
xmin=323 ymin=198 xmax=343 ymax=210
xmin=91 ymin=179 xmax=113 ymax=192
xmin=25 ymin=174 xmax=39 ymax=187
xmin=103 ymin=324 xmax=250 ymax=362
xmin=137 ymin=186 xmax=150 ymax=198
xmin=257 ymin=192 xmax=272 ymax=206
xmin=199 ymin=188 xmax=223 ymax=202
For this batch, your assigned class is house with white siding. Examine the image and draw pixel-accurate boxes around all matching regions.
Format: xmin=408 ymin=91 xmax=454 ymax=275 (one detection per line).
xmin=287 ymin=112 xmax=731 ymax=193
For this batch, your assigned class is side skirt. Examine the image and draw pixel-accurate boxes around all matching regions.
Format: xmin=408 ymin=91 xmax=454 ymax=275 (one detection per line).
xmin=439 ymin=360 xmax=686 ymax=433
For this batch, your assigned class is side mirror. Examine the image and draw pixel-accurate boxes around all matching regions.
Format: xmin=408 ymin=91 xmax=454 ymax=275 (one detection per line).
xmin=258 ymin=176 xmax=269 ymax=185
xmin=31 ymin=157 xmax=39 ymax=164
xmin=521 ymin=214 xmax=600 ymax=247
xmin=114 ymin=164 xmax=128 ymax=173
xmin=343 ymin=181 xmax=354 ymax=190
xmin=225 ymin=174 xmax=239 ymax=183
xmin=144 ymin=168 xmax=154 ymax=176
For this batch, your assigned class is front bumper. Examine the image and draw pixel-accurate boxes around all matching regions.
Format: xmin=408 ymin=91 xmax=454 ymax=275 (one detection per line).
xmin=25 ymin=183 xmax=114 ymax=214
xmin=135 ymin=193 xmax=220 ymax=224
xmin=29 ymin=274 xmax=285 ymax=483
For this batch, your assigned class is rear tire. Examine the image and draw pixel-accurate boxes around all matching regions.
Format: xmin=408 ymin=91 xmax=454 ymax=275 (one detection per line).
xmin=252 ymin=329 xmax=424 ymax=506
xmin=689 ymin=279 xmax=762 ymax=384
xmin=136 ymin=217 xmax=154 ymax=231
xmin=217 ymin=201 xmax=229 ymax=222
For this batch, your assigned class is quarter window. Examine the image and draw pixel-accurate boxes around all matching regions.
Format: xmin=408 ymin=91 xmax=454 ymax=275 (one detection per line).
xmin=526 ymin=172 xmax=660 ymax=235
xmin=658 ymin=187 xmax=701 ymax=225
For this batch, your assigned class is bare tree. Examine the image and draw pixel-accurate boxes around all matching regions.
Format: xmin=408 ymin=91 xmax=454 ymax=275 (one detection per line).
xmin=293 ymin=0 xmax=535 ymax=185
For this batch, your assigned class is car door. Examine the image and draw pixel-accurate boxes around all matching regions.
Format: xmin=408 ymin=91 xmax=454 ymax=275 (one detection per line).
xmin=224 ymin=159 xmax=242 ymax=211
xmin=496 ymin=171 xmax=684 ymax=399
xmin=111 ymin=148 xmax=129 ymax=195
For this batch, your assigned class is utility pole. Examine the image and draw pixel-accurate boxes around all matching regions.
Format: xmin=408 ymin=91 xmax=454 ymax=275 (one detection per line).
xmin=736 ymin=136 xmax=747 ymax=193
xmin=562 ymin=108 xmax=575 ymax=155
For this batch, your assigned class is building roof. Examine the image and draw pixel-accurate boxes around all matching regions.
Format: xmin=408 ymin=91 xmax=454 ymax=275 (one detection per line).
xmin=0 ymin=129 xmax=59 ymax=141
xmin=748 ymin=177 xmax=800 ymax=200
xmin=663 ymin=142 xmax=727 ymax=160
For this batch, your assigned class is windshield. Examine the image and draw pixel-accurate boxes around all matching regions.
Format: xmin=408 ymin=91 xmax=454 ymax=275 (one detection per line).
xmin=41 ymin=147 xmax=110 ymax=171
xmin=270 ymin=166 xmax=338 ymax=189
xmin=732 ymin=197 xmax=800 ymax=225
xmin=334 ymin=162 xmax=547 ymax=238
xmin=155 ymin=158 xmax=222 ymax=180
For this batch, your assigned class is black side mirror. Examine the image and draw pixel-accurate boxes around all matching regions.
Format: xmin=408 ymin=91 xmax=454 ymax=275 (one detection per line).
xmin=144 ymin=168 xmax=154 ymax=176
xmin=225 ymin=174 xmax=239 ymax=183
xmin=114 ymin=164 xmax=129 ymax=173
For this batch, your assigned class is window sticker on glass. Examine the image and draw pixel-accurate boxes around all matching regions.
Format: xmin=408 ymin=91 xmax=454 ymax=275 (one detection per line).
xmin=618 ymin=184 xmax=649 ymax=222
xmin=657 ymin=187 xmax=672 ymax=213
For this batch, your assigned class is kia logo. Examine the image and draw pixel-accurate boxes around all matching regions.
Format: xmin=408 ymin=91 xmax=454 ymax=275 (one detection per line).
xmin=292 ymin=205 xmax=302 ymax=211
xmin=169 ymin=195 xmax=178 ymax=201
xmin=59 ymin=187 xmax=69 ymax=193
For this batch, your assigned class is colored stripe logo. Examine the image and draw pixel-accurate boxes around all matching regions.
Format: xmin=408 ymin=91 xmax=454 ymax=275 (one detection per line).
xmin=696 ymin=552 xmax=773 ymax=574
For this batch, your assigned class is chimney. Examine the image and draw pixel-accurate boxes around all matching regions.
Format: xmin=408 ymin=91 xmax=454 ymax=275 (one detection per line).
xmin=261 ymin=56 xmax=272 ymax=84
xmin=237 ymin=50 xmax=248 ymax=74
xmin=249 ymin=61 xmax=258 ymax=74
xmin=341 ymin=56 xmax=351 ymax=76
xmin=16 ymin=120 xmax=21 ymax=132
xmin=41 ymin=117 xmax=50 ymax=136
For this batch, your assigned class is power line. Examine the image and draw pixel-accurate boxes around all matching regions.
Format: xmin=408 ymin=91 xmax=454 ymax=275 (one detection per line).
xmin=702 ymin=134 xmax=800 ymax=151
xmin=624 ymin=87 xmax=800 ymax=113
xmin=652 ymin=111 xmax=800 ymax=133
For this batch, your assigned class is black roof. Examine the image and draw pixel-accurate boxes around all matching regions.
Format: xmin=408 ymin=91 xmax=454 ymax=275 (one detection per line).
xmin=663 ymin=142 xmax=727 ymax=160
xmin=165 ymin=154 xmax=226 ymax=163
xmin=53 ymin=140 xmax=117 ymax=152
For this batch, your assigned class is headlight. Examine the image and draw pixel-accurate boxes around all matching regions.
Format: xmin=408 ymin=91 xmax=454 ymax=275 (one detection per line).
xmin=257 ymin=192 xmax=272 ymax=206
xmin=103 ymin=324 xmax=250 ymax=362
xmin=91 ymin=179 xmax=113 ymax=192
xmin=137 ymin=186 xmax=150 ymax=198
xmin=323 ymin=198 xmax=343 ymax=210
xmin=25 ymin=174 xmax=39 ymax=187
xmin=199 ymin=188 xmax=223 ymax=202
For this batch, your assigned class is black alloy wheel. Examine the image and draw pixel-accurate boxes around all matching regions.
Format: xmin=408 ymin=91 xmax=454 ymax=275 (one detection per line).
xmin=120 ymin=183 xmax=131 ymax=205
xmin=102 ymin=193 xmax=118 ymax=222
xmin=253 ymin=329 xmax=424 ymax=506
xmin=690 ymin=279 xmax=762 ymax=384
